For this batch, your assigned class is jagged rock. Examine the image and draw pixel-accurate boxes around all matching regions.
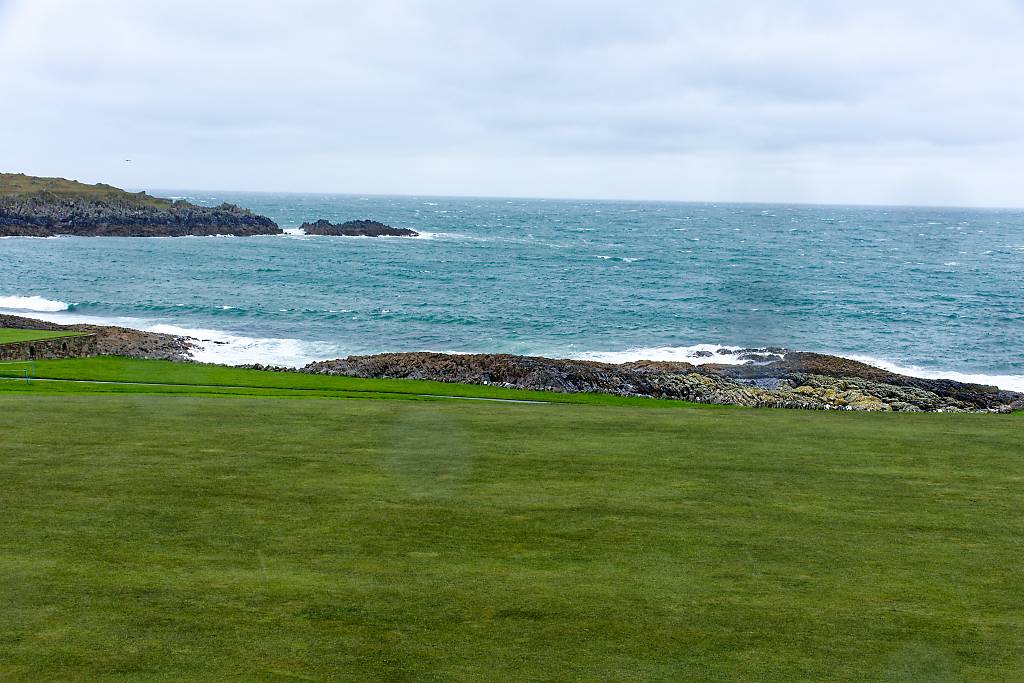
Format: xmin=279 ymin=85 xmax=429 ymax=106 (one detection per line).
xmin=300 ymin=219 xmax=418 ymax=237
xmin=703 ymin=352 xmax=1018 ymax=410
xmin=0 ymin=173 xmax=281 ymax=237
xmin=0 ymin=197 xmax=281 ymax=237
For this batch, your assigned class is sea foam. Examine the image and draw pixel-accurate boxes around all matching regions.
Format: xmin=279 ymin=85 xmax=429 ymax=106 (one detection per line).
xmin=843 ymin=354 xmax=1024 ymax=394
xmin=147 ymin=324 xmax=341 ymax=367
xmin=574 ymin=344 xmax=762 ymax=366
xmin=0 ymin=295 xmax=71 ymax=312
xmin=0 ymin=306 xmax=339 ymax=368
xmin=575 ymin=345 xmax=1024 ymax=393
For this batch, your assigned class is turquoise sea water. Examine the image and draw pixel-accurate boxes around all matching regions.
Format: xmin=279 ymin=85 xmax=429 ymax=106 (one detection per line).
xmin=1 ymin=192 xmax=1022 ymax=388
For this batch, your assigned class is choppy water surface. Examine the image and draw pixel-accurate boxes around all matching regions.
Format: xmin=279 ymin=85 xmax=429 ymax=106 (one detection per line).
xmin=1 ymin=192 xmax=1022 ymax=388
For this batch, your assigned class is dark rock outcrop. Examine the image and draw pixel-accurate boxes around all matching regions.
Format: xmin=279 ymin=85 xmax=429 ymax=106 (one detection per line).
xmin=0 ymin=196 xmax=281 ymax=237
xmin=300 ymin=219 xmax=418 ymax=237
xmin=0 ymin=173 xmax=281 ymax=237
xmin=702 ymin=352 xmax=1020 ymax=410
xmin=306 ymin=353 xmax=679 ymax=395
xmin=0 ymin=314 xmax=196 ymax=361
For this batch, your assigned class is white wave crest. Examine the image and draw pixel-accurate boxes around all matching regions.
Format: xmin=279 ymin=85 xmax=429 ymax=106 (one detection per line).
xmin=843 ymin=354 xmax=1024 ymax=393
xmin=414 ymin=231 xmax=468 ymax=240
xmin=0 ymin=295 xmax=71 ymax=312
xmin=575 ymin=345 xmax=1024 ymax=392
xmin=573 ymin=344 xmax=758 ymax=365
xmin=0 ymin=307 xmax=340 ymax=368
xmin=147 ymin=324 xmax=340 ymax=367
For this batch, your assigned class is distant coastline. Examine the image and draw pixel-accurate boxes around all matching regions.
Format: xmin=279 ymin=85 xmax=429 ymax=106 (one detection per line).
xmin=0 ymin=173 xmax=416 ymax=238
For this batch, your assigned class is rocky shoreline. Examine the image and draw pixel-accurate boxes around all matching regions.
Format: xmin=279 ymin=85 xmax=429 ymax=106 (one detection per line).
xmin=3 ymin=314 xmax=1020 ymax=412
xmin=295 ymin=351 xmax=1023 ymax=413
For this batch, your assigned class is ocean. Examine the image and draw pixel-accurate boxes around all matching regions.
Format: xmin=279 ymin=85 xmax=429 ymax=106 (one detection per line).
xmin=1 ymin=192 xmax=1022 ymax=391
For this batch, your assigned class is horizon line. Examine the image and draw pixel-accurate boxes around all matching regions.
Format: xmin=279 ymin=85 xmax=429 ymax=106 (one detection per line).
xmin=136 ymin=185 xmax=1024 ymax=213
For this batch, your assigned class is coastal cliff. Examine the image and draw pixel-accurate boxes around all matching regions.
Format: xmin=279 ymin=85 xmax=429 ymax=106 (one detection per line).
xmin=0 ymin=173 xmax=281 ymax=237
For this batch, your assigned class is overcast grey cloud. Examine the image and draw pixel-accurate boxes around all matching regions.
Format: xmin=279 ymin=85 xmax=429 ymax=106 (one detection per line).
xmin=1 ymin=0 xmax=1022 ymax=205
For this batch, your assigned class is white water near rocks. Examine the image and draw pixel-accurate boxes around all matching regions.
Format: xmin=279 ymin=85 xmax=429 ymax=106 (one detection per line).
xmin=0 ymin=295 xmax=71 ymax=312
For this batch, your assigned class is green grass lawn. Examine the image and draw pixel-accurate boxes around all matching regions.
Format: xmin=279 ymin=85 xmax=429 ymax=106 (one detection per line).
xmin=0 ymin=328 xmax=85 ymax=344
xmin=1 ymin=389 xmax=1022 ymax=680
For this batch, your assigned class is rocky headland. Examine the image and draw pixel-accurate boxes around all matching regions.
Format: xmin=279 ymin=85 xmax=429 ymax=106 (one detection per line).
xmin=0 ymin=173 xmax=281 ymax=237
xmin=300 ymin=219 xmax=419 ymax=237
xmin=0 ymin=314 xmax=195 ymax=360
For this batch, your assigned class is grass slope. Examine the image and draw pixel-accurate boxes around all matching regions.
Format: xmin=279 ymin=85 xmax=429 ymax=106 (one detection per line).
xmin=0 ymin=329 xmax=85 ymax=344
xmin=1 ymin=394 xmax=1022 ymax=680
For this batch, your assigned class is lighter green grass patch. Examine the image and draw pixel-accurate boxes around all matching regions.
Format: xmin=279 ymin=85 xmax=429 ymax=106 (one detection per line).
xmin=0 ymin=329 xmax=85 ymax=344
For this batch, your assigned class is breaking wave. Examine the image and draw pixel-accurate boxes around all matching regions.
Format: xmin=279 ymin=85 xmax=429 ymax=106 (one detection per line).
xmin=0 ymin=295 xmax=71 ymax=312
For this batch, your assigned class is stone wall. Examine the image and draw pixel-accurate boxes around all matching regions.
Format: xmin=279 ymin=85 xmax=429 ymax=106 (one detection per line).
xmin=0 ymin=334 xmax=97 ymax=361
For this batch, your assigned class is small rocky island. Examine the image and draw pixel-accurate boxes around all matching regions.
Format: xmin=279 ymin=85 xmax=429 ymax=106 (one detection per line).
xmin=300 ymin=219 xmax=418 ymax=237
xmin=0 ymin=173 xmax=281 ymax=237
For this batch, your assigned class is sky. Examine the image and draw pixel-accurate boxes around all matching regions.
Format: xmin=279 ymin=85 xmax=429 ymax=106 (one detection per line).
xmin=1 ymin=0 xmax=1022 ymax=206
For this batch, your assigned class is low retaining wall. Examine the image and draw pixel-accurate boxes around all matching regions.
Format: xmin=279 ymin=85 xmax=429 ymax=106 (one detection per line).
xmin=0 ymin=334 xmax=97 ymax=361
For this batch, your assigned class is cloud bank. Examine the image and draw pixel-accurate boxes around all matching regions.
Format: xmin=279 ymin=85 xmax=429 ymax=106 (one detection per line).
xmin=1 ymin=0 xmax=1022 ymax=205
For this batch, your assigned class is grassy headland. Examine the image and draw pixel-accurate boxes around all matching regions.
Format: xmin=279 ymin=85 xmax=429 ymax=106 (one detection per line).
xmin=0 ymin=173 xmax=279 ymax=237
xmin=0 ymin=172 xmax=171 ymax=207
